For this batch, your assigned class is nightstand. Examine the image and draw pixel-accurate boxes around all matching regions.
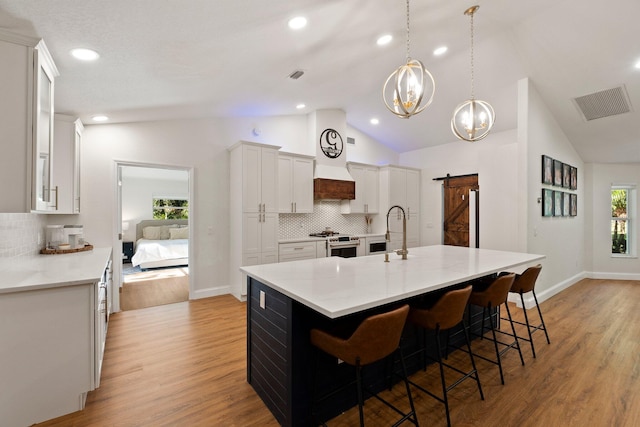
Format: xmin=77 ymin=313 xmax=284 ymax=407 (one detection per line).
xmin=122 ymin=241 xmax=134 ymax=263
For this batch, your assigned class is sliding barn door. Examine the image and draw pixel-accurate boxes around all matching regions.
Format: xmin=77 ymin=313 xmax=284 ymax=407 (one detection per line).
xmin=443 ymin=175 xmax=479 ymax=247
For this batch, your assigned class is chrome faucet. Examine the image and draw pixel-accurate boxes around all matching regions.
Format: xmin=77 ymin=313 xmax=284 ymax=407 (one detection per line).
xmin=385 ymin=205 xmax=408 ymax=261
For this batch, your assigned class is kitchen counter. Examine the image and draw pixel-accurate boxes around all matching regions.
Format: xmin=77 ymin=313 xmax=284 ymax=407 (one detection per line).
xmin=241 ymin=244 xmax=545 ymax=319
xmin=243 ymin=244 xmax=545 ymax=426
xmin=278 ymin=236 xmax=327 ymax=244
xmin=0 ymin=247 xmax=112 ymax=294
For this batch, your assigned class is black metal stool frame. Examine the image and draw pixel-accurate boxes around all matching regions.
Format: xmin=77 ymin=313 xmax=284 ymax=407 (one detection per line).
xmin=405 ymin=319 xmax=484 ymax=427
xmin=311 ymin=347 xmax=419 ymax=427
xmin=501 ymin=288 xmax=550 ymax=358
xmin=464 ymin=302 xmax=524 ymax=385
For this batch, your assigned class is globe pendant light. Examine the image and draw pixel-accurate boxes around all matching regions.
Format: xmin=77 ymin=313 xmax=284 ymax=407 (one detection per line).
xmin=383 ymin=0 xmax=435 ymax=119
xmin=451 ymin=5 xmax=495 ymax=141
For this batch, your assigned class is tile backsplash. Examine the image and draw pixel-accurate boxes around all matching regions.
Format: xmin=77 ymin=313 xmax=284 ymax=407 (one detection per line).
xmin=279 ymin=200 xmax=371 ymax=239
xmin=0 ymin=213 xmax=46 ymax=258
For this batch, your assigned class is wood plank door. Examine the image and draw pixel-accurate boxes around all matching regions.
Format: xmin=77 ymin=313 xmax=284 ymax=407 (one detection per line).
xmin=443 ymin=175 xmax=478 ymax=247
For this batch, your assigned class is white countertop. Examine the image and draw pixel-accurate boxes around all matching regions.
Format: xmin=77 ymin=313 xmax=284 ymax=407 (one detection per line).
xmin=0 ymin=247 xmax=112 ymax=294
xmin=241 ymin=245 xmax=545 ymax=319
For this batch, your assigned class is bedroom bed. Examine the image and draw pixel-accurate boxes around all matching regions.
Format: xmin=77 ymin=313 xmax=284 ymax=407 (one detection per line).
xmin=131 ymin=219 xmax=189 ymax=269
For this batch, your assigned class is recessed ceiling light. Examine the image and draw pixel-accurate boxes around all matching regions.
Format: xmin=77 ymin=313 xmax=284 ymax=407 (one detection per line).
xmin=635 ymin=60 xmax=640 ymax=69
xmin=370 ymin=118 xmax=380 ymax=125
xmin=288 ymin=16 xmax=307 ymax=30
xmin=296 ymin=103 xmax=306 ymax=109
xmin=377 ymin=34 xmax=393 ymax=46
xmin=433 ymin=46 xmax=448 ymax=56
xmin=71 ymin=48 xmax=99 ymax=61
xmin=92 ymin=115 xmax=109 ymax=122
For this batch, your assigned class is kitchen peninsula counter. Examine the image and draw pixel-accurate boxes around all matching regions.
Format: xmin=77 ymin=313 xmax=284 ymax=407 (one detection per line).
xmin=241 ymin=245 xmax=544 ymax=426
xmin=241 ymin=244 xmax=544 ymax=319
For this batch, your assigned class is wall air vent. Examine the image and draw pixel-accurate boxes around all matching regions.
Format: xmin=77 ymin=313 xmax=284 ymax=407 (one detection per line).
xmin=288 ymin=70 xmax=304 ymax=80
xmin=572 ymin=85 xmax=632 ymax=121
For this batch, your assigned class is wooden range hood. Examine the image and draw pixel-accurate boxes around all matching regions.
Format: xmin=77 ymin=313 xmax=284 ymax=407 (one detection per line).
xmin=313 ymin=164 xmax=355 ymax=200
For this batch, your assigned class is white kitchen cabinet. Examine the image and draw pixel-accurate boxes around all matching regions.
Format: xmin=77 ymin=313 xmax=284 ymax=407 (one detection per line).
xmin=229 ymin=141 xmax=281 ymax=300
xmin=241 ymin=143 xmax=278 ymax=213
xmin=341 ymin=163 xmax=379 ymax=214
xmin=0 ymin=248 xmax=111 ymax=427
xmin=243 ymin=212 xmax=278 ymax=254
xmin=52 ymin=114 xmax=83 ymax=214
xmin=0 ymin=30 xmax=59 ymax=213
xmin=279 ymin=241 xmax=317 ymax=262
xmin=380 ymin=166 xmax=421 ymax=248
xmin=278 ymin=153 xmax=314 ymax=213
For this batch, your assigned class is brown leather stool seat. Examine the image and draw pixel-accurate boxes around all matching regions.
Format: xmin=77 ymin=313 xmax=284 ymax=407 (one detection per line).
xmin=407 ymin=285 xmax=483 ymax=427
xmin=310 ymin=304 xmax=419 ymax=426
xmin=501 ymin=264 xmax=550 ymax=357
xmin=467 ymin=273 xmax=524 ymax=385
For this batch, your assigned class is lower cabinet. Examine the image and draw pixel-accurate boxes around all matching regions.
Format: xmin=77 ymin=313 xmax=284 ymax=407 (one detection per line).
xmin=0 ymin=282 xmax=99 ymax=426
xmin=0 ymin=258 xmax=111 ymax=427
xmin=278 ymin=241 xmax=317 ymax=263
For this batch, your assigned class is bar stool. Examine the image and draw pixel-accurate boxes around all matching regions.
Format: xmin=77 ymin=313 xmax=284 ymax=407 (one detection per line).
xmin=501 ymin=264 xmax=550 ymax=358
xmin=407 ymin=285 xmax=483 ymax=427
xmin=310 ymin=304 xmax=419 ymax=426
xmin=467 ymin=273 xmax=524 ymax=385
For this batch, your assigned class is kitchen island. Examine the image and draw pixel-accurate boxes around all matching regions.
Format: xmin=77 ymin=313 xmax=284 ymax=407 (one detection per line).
xmin=241 ymin=245 xmax=544 ymax=426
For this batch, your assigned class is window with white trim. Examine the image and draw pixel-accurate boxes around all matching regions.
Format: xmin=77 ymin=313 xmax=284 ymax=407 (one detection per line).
xmin=153 ymin=197 xmax=189 ymax=219
xmin=611 ymin=185 xmax=635 ymax=256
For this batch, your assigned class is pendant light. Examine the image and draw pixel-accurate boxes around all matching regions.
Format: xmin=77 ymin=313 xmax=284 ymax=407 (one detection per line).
xmin=451 ymin=5 xmax=495 ymax=142
xmin=383 ymin=0 xmax=435 ymax=119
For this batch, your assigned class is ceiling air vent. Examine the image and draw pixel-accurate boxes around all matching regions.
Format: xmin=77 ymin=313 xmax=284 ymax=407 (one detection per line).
xmin=288 ymin=70 xmax=304 ymax=80
xmin=572 ymin=85 xmax=632 ymax=121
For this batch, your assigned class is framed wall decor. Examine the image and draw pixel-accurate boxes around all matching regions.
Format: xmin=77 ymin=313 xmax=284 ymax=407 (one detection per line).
xmin=542 ymin=188 xmax=554 ymax=217
xmin=570 ymin=166 xmax=577 ymax=190
xmin=554 ymin=191 xmax=563 ymax=216
xmin=570 ymin=193 xmax=577 ymax=216
xmin=542 ymin=155 xmax=553 ymax=184
xmin=553 ymin=160 xmax=563 ymax=186
xmin=562 ymin=163 xmax=571 ymax=188
xmin=563 ymin=192 xmax=570 ymax=216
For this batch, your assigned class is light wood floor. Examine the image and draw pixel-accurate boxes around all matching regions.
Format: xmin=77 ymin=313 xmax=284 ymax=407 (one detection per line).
xmin=35 ymin=279 xmax=640 ymax=426
xmin=120 ymin=267 xmax=189 ymax=311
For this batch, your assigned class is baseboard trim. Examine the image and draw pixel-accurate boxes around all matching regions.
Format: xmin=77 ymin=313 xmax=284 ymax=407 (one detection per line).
xmin=586 ymin=271 xmax=640 ymax=280
xmin=192 ymin=286 xmax=232 ymax=300
xmin=508 ymin=271 xmax=586 ymax=309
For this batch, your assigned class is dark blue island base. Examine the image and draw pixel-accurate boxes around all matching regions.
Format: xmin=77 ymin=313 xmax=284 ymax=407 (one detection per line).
xmin=247 ymin=276 xmax=493 ymax=427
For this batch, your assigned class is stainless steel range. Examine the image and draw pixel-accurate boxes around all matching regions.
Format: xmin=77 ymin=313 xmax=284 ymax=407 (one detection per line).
xmin=309 ymin=231 xmax=362 ymax=258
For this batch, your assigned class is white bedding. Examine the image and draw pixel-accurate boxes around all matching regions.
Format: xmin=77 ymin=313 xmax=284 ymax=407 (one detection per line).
xmin=131 ymin=238 xmax=189 ymax=267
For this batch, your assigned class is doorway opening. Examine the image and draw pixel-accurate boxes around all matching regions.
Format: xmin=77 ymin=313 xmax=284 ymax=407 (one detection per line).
xmin=114 ymin=162 xmax=193 ymax=312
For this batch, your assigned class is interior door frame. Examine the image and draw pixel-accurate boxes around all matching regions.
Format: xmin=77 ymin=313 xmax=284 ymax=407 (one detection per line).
xmin=112 ymin=160 xmax=194 ymax=313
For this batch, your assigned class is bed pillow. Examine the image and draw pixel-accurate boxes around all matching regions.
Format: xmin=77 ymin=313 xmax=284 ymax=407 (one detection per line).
xmin=142 ymin=226 xmax=163 ymax=240
xmin=169 ymin=227 xmax=189 ymax=239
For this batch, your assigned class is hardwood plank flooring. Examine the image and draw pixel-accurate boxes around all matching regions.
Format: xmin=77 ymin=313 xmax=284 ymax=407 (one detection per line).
xmin=34 ymin=279 xmax=640 ymax=426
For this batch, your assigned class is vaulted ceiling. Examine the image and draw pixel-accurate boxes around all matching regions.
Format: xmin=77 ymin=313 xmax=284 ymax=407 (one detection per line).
xmin=0 ymin=0 xmax=638 ymax=162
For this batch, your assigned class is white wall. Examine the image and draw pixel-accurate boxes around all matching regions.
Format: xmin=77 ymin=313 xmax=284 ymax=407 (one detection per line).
xmin=519 ymin=78 xmax=585 ymax=300
xmin=121 ymin=173 xmax=189 ymax=242
xmin=586 ymin=163 xmax=640 ymax=279
xmin=74 ymin=113 xmax=396 ymax=302
xmin=399 ymin=129 xmax=520 ymax=252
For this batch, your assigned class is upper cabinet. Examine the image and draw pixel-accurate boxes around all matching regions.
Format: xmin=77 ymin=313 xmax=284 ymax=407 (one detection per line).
xmin=380 ymin=166 xmax=420 ymax=217
xmin=278 ymin=153 xmax=314 ymax=214
xmin=0 ymin=30 xmax=59 ymax=213
xmin=239 ymin=143 xmax=279 ymax=213
xmin=341 ymin=163 xmax=379 ymax=214
xmin=52 ymin=115 xmax=83 ymax=214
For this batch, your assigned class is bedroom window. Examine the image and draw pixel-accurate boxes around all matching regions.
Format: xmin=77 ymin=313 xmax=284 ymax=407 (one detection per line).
xmin=611 ymin=185 xmax=635 ymax=256
xmin=153 ymin=198 xmax=189 ymax=219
